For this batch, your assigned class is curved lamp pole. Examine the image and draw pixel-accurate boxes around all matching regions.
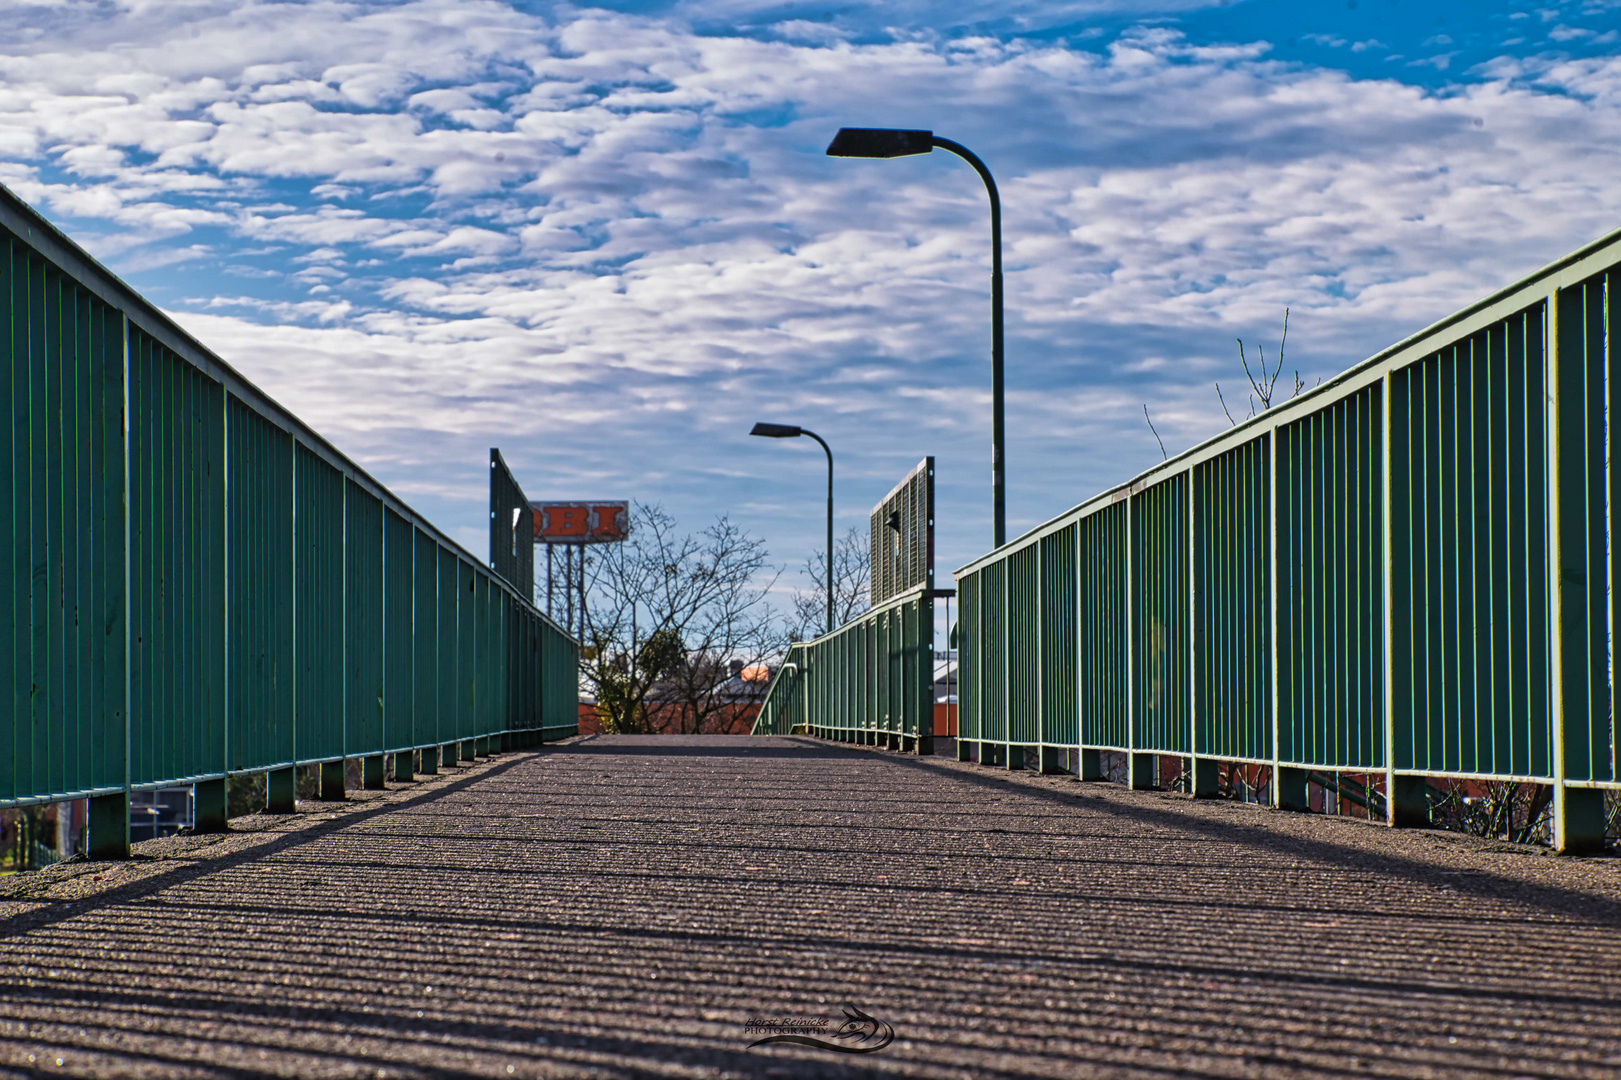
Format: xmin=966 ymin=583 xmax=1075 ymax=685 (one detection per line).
xmin=750 ymin=422 xmax=834 ymax=635
xmin=826 ymin=127 xmax=1005 ymax=548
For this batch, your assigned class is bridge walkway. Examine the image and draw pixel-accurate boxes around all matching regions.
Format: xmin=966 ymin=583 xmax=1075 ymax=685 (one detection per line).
xmin=1 ymin=735 xmax=1618 ymax=1079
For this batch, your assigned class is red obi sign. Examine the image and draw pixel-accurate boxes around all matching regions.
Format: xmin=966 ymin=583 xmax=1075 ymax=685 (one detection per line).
xmin=532 ymin=501 xmax=629 ymax=545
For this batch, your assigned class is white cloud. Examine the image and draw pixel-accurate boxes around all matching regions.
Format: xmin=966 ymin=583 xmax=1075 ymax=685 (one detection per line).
xmin=1 ymin=0 xmax=1618 ymax=586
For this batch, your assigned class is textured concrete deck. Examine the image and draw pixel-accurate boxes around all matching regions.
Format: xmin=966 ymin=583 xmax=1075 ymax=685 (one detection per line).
xmin=1 ymin=735 xmax=1619 ymax=1079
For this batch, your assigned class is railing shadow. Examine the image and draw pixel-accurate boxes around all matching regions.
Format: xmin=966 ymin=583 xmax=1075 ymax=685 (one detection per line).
xmin=857 ymin=743 xmax=1621 ymax=924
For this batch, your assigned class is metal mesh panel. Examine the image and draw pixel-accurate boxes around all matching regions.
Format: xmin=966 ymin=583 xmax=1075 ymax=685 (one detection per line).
xmin=870 ymin=458 xmax=934 ymax=605
xmin=489 ymin=449 xmax=534 ymax=598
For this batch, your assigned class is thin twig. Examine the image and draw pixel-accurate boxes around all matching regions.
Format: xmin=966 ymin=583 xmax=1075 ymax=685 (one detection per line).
xmin=1216 ymin=382 xmax=1237 ymax=426
xmin=1143 ymin=404 xmax=1168 ymax=460
xmin=1278 ymin=307 xmax=1289 ymax=375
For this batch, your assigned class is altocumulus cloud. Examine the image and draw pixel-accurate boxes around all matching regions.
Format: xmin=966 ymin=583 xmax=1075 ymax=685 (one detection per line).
xmin=1 ymin=0 xmax=1618 ymax=598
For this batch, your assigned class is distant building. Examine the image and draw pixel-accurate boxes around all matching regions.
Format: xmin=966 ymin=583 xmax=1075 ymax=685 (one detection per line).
xmin=579 ymin=658 xmax=772 ymax=735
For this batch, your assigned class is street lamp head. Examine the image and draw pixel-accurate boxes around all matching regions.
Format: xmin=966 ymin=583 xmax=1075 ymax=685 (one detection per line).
xmin=826 ymin=128 xmax=933 ymax=159
xmin=749 ymin=422 xmax=803 ymax=439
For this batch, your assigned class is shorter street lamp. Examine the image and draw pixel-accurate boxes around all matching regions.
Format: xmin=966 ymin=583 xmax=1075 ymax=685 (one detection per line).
xmin=750 ymin=422 xmax=834 ymax=635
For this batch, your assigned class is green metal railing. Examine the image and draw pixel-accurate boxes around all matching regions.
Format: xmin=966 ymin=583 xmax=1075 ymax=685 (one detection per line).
xmin=950 ymin=227 xmax=1619 ymax=851
xmin=753 ymin=586 xmax=937 ymax=751
xmin=0 ymin=183 xmax=577 ymax=857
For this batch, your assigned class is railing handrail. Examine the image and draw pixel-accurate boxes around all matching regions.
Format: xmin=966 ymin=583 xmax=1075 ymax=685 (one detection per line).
xmin=957 ymin=223 xmax=1621 ymax=577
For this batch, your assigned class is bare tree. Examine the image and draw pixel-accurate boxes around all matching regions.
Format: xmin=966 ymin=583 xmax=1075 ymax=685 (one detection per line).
xmin=1217 ymin=308 xmax=1308 ymax=424
xmin=580 ymin=504 xmax=784 ymax=734
xmin=1430 ymin=780 xmax=1554 ymax=845
xmin=787 ymin=525 xmax=871 ymax=642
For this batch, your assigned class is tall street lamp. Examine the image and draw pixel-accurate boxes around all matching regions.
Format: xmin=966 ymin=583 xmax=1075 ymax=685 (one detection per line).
xmin=749 ymin=422 xmax=834 ymax=635
xmin=826 ymin=126 xmax=1006 ymax=548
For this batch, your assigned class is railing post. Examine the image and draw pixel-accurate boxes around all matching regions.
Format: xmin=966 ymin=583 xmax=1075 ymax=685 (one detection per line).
xmin=420 ymin=745 xmax=440 ymax=775
xmin=363 ymin=754 xmax=386 ymax=789
xmin=394 ymin=749 xmax=415 ymax=782
xmin=86 ymin=793 xmax=130 ymax=860
xmin=1547 ymin=286 xmax=1609 ymax=853
xmin=266 ymin=766 xmax=295 ymax=813
xmin=319 ymin=759 xmax=346 ymax=801
xmin=194 ymin=778 xmax=227 ymax=833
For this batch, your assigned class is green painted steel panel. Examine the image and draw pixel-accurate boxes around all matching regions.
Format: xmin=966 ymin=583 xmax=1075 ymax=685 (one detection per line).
xmin=958 ymin=572 xmax=980 ymax=743
xmin=1392 ymin=312 xmax=1548 ymax=776
xmin=752 ymin=641 xmax=804 ymax=735
xmin=295 ymin=443 xmax=345 ymax=761
xmin=1132 ymin=474 xmax=1190 ymax=755
xmin=1039 ymin=526 xmax=1079 ymax=748
xmin=1555 ymin=274 xmax=1612 ymax=784
xmin=382 ymin=507 xmax=415 ymax=753
xmin=1 ymin=239 xmax=128 ymax=802
xmin=1277 ymin=384 xmax=1382 ymax=770
xmin=1193 ymin=436 xmax=1271 ymax=762
xmin=1007 ymin=544 xmax=1038 ymax=744
xmin=227 ymin=396 xmax=293 ymax=772
xmin=0 ymin=188 xmax=574 ymax=811
xmin=751 ymin=591 xmax=932 ymax=741
xmin=345 ymin=480 xmax=384 ymax=755
xmin=457 ymin=558 xmax=477 ymax=738
xmin=474 ymin=571 xmax=492 ymax=737
xmin=547 ymin=615 xmax=579 ymax=736
xmin=981 ymin=562 xmax=1007 ymax=743
xmin=510 ymin=601 xmax=530 ymax=731
xmin=1078 ymin=502 xmax=1128 ymax=750
xmin=436 ymin=545 xmax=458 ymax=741
xmin=129 ymin=328 xmax=224 ymax=787
xmin=1608 ymin=271 xmax=1621 ymax=786
xmin=413 ymin=528 xmax=439 ymax=748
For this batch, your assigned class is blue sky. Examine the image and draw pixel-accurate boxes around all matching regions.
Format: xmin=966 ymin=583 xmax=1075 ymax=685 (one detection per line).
xmin=3 ymin=0 xmax=1618 ymax=624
